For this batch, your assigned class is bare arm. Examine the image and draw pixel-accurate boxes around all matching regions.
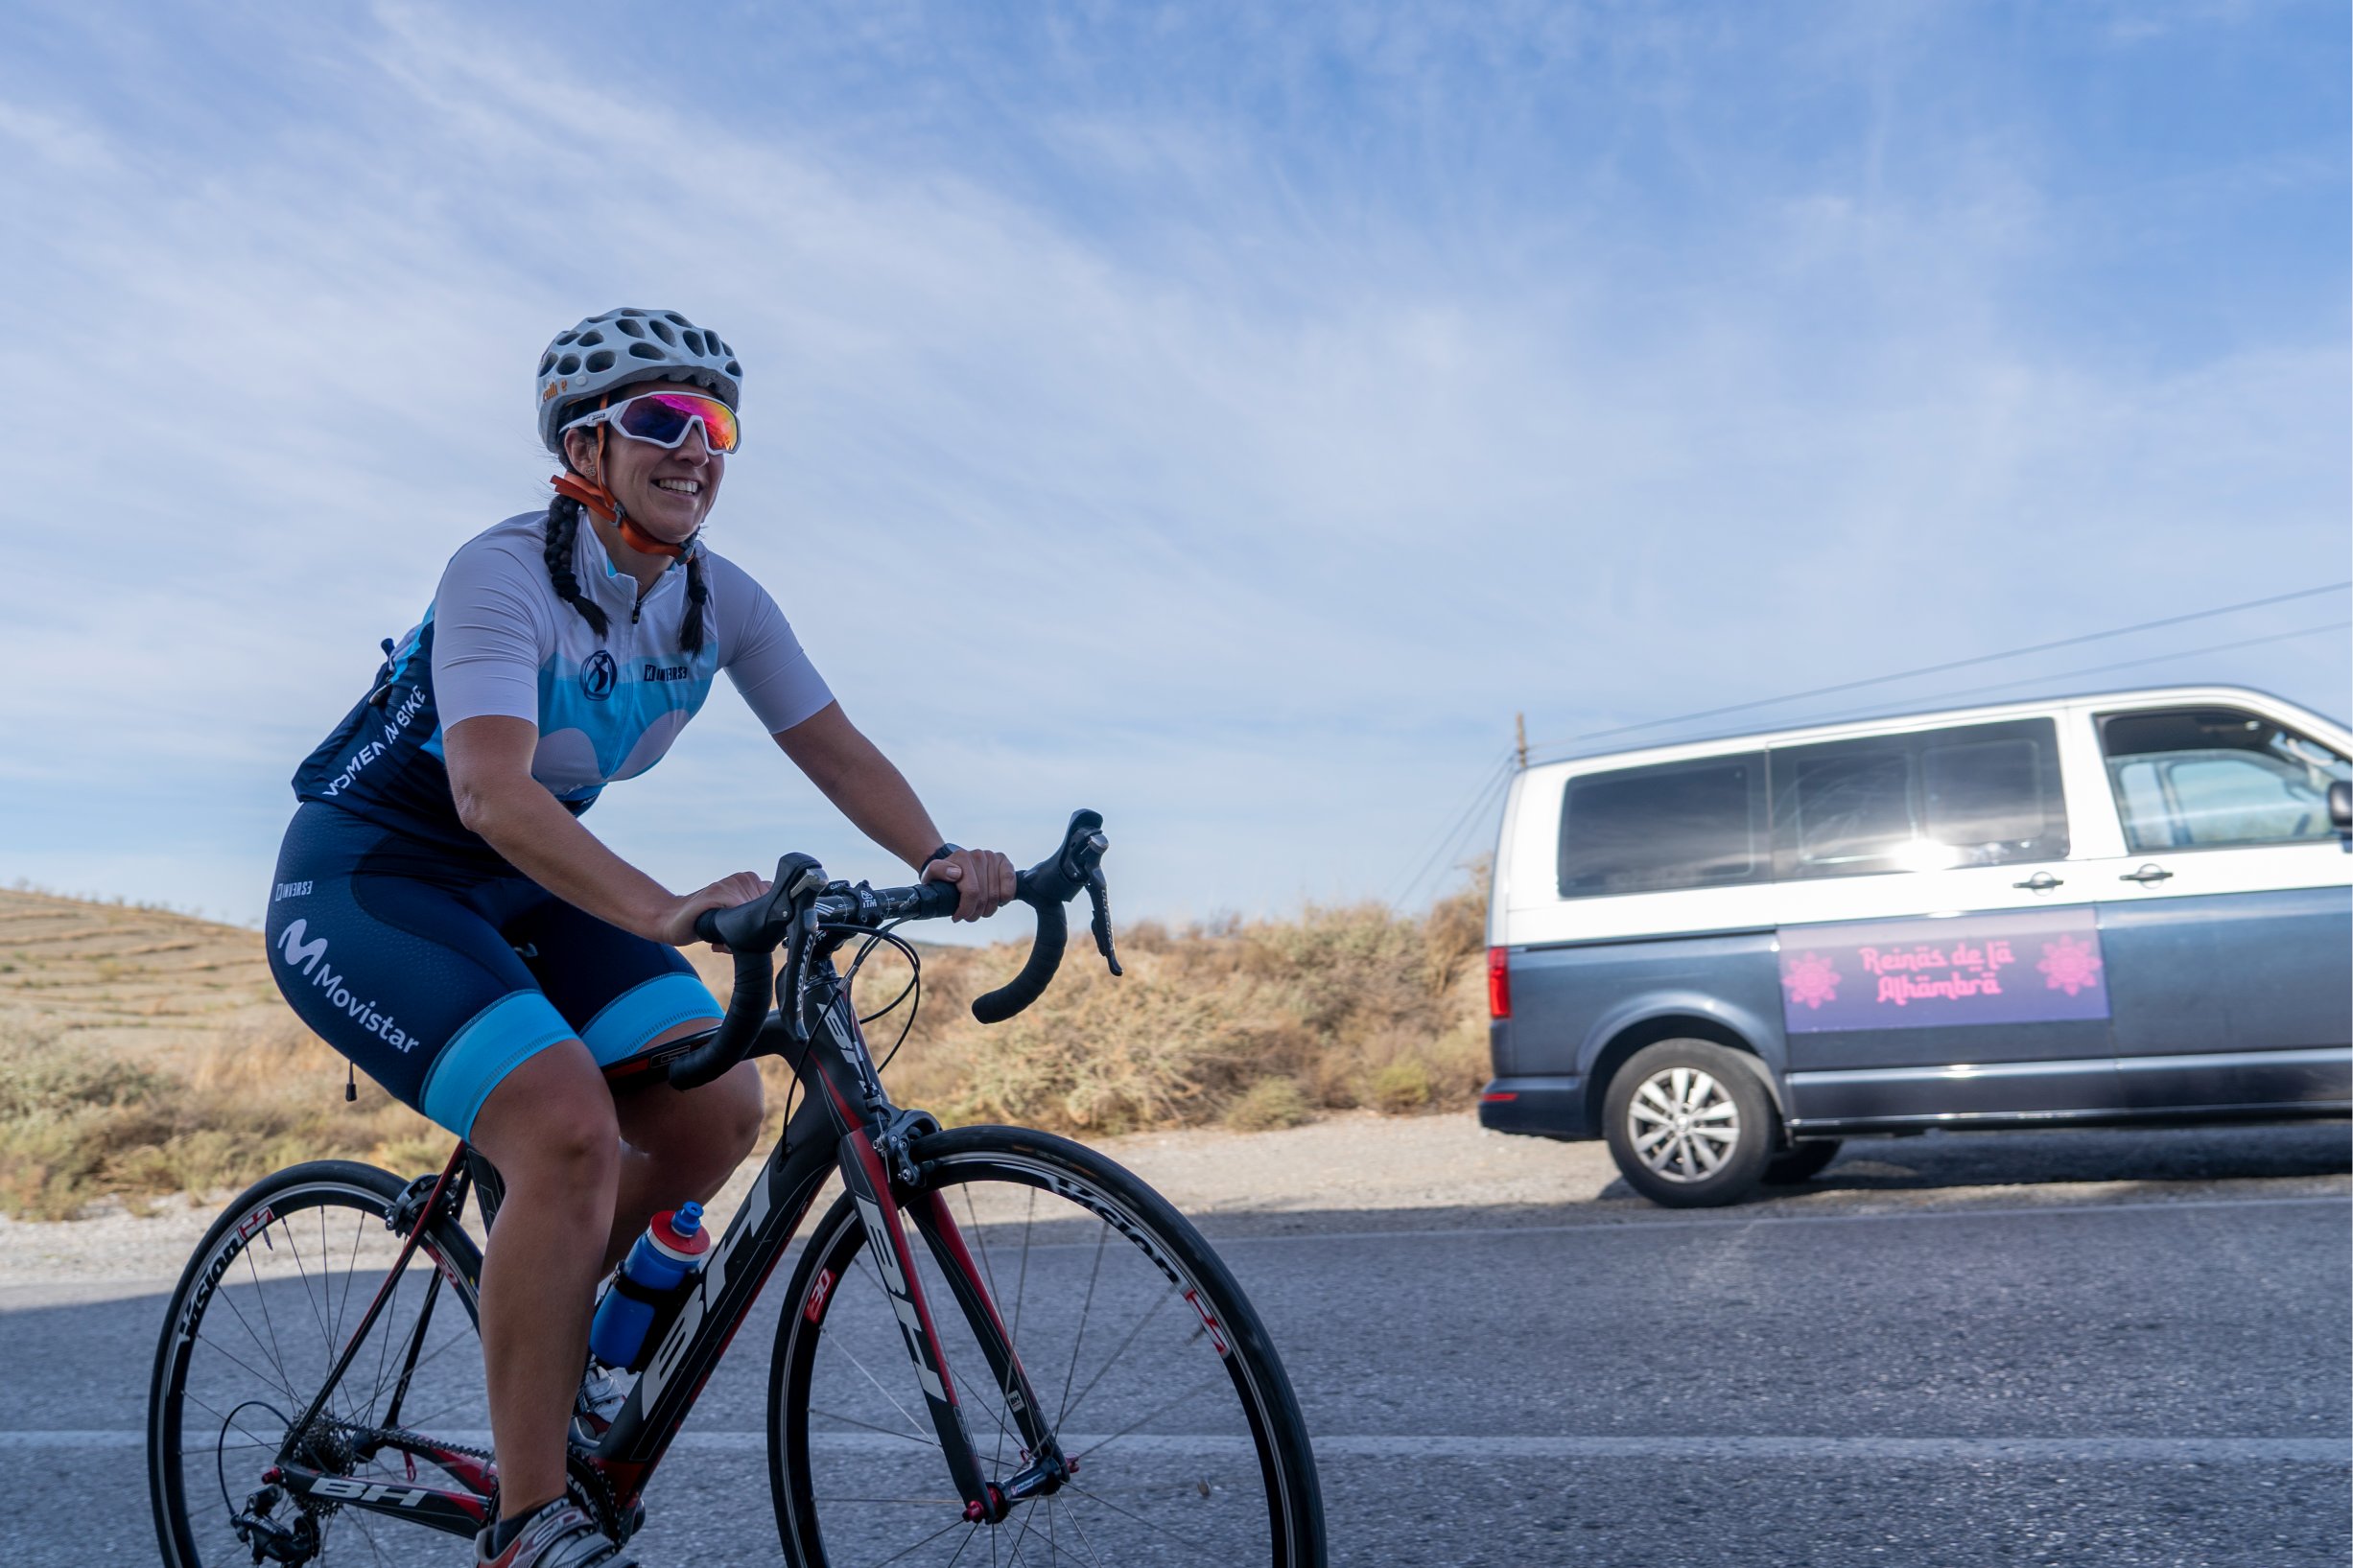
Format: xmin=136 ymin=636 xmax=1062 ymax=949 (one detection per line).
xmin=773 ymin=701 xmax=1014 ymax=920
xmin=444 ymin=714 xmax=765 ymax=947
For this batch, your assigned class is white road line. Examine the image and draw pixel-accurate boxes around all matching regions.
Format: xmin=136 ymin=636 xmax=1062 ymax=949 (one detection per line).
xmin=33 ymin=1431 xmax=2347 ymax=1462
xmin=1199 ymin=1191 xmax=2353 ymax=1247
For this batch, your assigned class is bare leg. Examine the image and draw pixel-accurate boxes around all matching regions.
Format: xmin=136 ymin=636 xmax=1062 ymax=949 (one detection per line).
xmin=468 ymin=1041 xmax=620 ymax=1519
xmin=603 ymin=1033 xmax=764 ymax=1271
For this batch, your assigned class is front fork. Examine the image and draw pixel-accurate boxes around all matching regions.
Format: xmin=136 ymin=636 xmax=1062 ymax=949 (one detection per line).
xmin=832 ymin=1122 xmax=1069 ymax=1522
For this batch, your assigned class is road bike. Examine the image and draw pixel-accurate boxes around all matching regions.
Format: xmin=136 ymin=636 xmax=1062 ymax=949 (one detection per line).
xmin=148 ymin=811 xmax=1327 ymax=1565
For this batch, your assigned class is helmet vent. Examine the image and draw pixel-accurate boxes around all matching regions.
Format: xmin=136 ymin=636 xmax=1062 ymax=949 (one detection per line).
xmin=537 ymin=307 xmax=741 ymax=452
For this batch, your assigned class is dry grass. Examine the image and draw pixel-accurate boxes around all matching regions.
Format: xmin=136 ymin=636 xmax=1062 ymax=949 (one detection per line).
xmin=859 ymin=876 xmax=1491 ymax=1137
xmin=0 ymin=878 xmax=1491 ymax=1218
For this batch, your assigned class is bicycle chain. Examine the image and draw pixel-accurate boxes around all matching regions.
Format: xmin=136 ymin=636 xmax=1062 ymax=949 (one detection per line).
xmin=336 ymin=1424 xmax=625 ymax=1540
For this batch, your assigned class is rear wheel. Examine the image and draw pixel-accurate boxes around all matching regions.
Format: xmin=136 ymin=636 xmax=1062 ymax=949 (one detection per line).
xmin=1603 ymin=1040 xmax=1777 ymax=1207
xmin=769 ymin=1125 xmax=1326 ymax=1566
xmin=148 ymin=1160 xmax=487 ymax=1567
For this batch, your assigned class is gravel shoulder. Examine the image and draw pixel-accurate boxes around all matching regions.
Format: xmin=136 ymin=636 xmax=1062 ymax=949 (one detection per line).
xmin=4 ymin=1113 xmax=2344 ymax=1299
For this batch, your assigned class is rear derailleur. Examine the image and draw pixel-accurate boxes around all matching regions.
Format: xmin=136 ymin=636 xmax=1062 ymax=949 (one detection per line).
xmin=231 ymin=1482 xmax=320 ymax=1565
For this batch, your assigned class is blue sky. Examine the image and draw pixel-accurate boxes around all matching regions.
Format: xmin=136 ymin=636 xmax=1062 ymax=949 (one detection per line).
xmin=0 ymin=0 xmax=2345 ymax=926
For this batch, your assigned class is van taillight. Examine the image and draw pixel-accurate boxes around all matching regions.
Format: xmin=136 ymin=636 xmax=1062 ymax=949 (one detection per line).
xmin=1487 ymin=947 xmax=1511 ymax=1019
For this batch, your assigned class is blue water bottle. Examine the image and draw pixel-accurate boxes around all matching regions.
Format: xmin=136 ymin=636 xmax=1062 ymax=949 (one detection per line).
xmin=589 ymin=1203 xmax=712 ymax=1369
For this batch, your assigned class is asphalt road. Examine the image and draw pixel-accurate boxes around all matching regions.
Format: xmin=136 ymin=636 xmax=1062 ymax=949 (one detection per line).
xmin=6 ymin=1124 xmax=2347 ymax=1567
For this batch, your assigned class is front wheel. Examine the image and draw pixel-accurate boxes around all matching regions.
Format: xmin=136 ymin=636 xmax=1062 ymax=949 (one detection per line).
xmin=769 ymin=1125 xmax=1327 ymax=1567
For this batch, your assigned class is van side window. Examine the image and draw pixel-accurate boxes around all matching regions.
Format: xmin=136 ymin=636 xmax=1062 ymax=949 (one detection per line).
xmin=2099 ymin=708 xmax=2351 ymax=852
xmin=1557 ymin=753 xmax=1766 ymax=898
xmin=1773 ymin=718 xmax=2069 ymax=878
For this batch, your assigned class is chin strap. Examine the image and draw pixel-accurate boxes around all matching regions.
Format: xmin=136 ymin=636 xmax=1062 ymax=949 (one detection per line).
xmin=551 ymin=419 xmax=697 ymax=560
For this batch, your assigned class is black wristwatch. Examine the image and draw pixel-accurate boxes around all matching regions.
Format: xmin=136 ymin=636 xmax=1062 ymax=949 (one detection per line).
xmin=922 ymin=843 xmax=963 ymax=871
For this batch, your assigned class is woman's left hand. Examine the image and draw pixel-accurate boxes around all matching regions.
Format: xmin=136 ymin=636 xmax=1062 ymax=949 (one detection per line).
xmin=922 ymin=848 xmax=1018 ymax=922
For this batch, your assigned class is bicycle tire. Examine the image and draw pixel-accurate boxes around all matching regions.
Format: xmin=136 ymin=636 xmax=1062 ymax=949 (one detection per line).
xmin=148 ymin=1159 xmax=486 ymax=1567
xmin=768 ymin=1125 xmax=1327 ymax=1567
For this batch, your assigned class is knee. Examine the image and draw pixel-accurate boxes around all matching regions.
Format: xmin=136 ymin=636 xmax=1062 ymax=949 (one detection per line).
xmin=509 ymin=1093 xmax=621 ymax=1194
xmin=716 ymin=1062 xmax=765 ymax=1160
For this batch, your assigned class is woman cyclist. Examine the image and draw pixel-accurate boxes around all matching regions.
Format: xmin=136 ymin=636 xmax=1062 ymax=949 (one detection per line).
xmin=266 ymin=308 xmax=1013 ymax=1568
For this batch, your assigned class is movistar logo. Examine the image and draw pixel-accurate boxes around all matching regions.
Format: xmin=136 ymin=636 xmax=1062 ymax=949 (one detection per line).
xmin=274 ymin=920 xmax=417 ymax=1054
xmin=581 ymin=650 xmax=618 ymax=701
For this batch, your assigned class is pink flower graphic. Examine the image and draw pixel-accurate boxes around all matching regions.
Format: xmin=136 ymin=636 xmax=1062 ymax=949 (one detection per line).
xmin=2036 ymin=935 xmax=2105 ymax=996
xmin=1782 ymin=952 xmax=1842 ymax=1010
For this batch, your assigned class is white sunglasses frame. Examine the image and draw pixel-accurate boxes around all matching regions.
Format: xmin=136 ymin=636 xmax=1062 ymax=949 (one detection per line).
xmin=558 ymin=390 xmax=741 ymax=455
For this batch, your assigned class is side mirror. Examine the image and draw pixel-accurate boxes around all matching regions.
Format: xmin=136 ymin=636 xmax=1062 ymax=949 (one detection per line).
xmin=2331 ymin=780 xmax=2352 ymax=841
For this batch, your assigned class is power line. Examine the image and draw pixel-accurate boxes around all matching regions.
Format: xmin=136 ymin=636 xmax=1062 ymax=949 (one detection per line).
xmin=1387 ymin=750 xmax=1513 ymax=908
xmin=1759 ymin=620 xmax=2350 ymax=734
xmin=1400 ymin=763 xmax=1517 ymax=910
xmin=1524 ymin=580 xmax=2350 ymax=761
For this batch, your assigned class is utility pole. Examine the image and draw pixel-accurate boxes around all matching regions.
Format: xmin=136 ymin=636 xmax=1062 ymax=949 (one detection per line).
xmin=1514 ymin=712 xmax=1528 ymax=770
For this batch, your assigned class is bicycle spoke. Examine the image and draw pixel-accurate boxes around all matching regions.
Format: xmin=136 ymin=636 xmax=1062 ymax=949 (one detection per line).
xmin=869 ymin=1515 xmax=980 ymax=1567
xmin=1053 ymin=1279 xmax=1182 ymax=1432
xmin=1053 ymin=1227 xmax=1111 ymax=1429
xmin=1058 ymin=1482 xmax=1231 ymax=1562
xmin=1066 ymin=1366 xmax=1226 ymax=1463
xmin=808 ymin=1405 xmax=944 ymax=1448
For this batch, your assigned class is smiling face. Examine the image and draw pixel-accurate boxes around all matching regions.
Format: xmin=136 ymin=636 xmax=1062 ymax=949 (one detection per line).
xmin=560 ymin=383 xmax=727 ymax=546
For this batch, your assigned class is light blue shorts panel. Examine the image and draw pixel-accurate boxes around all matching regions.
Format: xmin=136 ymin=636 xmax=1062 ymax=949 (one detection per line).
xmin=579 ymin=972 xmax=724 ymax=1065
xmin=419 ymin=991 xmax=582 ymax=1141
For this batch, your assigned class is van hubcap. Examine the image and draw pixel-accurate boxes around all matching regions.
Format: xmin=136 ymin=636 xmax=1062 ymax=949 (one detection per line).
xmin=1630 ymin=1066 xmax=1739 ymax=1182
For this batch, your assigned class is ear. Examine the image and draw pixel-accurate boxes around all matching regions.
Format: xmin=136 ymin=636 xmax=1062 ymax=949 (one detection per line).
xmin=560 ymin=426 xmax=599 ymax=476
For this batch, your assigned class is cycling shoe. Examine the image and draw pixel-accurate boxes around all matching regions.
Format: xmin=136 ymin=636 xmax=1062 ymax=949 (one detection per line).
xmin=477 ymin=1501 xmax=639 ymax=1567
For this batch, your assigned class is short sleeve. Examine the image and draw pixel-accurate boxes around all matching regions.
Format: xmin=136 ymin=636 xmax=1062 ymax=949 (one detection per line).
xmin=429 ymin=537 xmax=552 ymax=726
xmin=708 ymin=555 xmax=834 ymax=733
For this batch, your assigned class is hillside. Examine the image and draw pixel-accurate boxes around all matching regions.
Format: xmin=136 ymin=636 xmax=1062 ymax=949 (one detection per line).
xmin=0 ymin=882 xmax=1490 ymax=1219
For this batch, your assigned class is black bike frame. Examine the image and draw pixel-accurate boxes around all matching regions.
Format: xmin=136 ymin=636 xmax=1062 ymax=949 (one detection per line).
xmin=270 ymin=940 xmax=1060 ymax=1537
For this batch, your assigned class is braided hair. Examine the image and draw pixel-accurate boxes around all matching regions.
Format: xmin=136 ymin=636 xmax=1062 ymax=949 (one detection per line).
xmin=540 ymin=491 xmax=610 ymax=639
xmin=543 ymin=478 xmax=714 ymax=655
xmin=680 ymin=551 xmax=710 ymax=656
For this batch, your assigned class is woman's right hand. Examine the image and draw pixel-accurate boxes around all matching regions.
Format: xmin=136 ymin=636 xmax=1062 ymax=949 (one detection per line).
xmin=654 ymin=872 xmax=773 ymax=948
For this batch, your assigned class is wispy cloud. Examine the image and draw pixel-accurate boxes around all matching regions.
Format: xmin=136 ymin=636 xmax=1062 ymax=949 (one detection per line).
xmin=0 ymin=0 xmax=2342 ymax=923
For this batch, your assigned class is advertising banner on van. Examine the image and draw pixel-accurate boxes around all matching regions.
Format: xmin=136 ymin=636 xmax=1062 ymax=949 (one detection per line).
xmin=1777 ymin=907 xmax=2109 ymax=1034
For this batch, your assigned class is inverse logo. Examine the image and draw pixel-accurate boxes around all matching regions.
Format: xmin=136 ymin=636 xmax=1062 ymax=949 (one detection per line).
xmin=580 ymin=649 xmax=619 ymax=701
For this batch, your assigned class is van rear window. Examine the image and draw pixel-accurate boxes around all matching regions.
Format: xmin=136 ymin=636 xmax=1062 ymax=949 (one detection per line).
xmin=1557 ymin=754 xmax=1767 ymax=898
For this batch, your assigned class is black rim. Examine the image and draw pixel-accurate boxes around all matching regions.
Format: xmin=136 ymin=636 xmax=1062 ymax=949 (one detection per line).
xmin=771 ymin=1134 xmax=1319 ymax=1567
xmin=150 ymin=1166 xmax=485 ymax=1568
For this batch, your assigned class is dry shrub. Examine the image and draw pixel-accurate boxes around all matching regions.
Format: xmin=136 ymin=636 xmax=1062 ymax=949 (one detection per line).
xmin=0 ymin=1015 xmax=438 ymax=1220
xmin=0 ymin=869 xmax=1493 ymax=1217
xmin=870 ymin=870 xmax=1491 ymax=1135
xmin=1224 ymin=1078 xmax=1315 ymax=1133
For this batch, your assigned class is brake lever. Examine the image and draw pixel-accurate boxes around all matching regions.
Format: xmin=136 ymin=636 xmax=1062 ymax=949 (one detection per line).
xmin=770 ymin=854 xmax=828 ymax=1043
xmin=1085 ymin=867 xmax=1122 ymax=976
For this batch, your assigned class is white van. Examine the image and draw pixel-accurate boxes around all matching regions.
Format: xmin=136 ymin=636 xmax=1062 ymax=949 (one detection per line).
xmin=1480 ymin=686 xmax=2353 ymax=1205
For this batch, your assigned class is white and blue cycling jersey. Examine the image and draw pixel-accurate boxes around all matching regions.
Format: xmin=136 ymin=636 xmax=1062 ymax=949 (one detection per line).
xmin=295 ymin=510 xmax=833 ymax=854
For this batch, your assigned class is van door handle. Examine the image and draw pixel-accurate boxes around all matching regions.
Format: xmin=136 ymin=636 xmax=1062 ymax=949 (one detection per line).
xmin=2012 ymin=872 xmax=2063 ymax=892
xmin=2119 ymin=864 xmax=2174 ymax=884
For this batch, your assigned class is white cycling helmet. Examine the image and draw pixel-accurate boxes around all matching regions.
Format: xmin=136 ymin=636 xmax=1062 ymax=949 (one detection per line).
xmin=535 ymin=308 xmax=742 ymax=453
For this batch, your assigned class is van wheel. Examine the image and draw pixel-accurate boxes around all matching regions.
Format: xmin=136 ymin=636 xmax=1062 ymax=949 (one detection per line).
xmin=1603 ymin=1040 xmax=1776 ymax=1207
xmin=1764 ymin=1138 xmax=1843 ymax=1184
